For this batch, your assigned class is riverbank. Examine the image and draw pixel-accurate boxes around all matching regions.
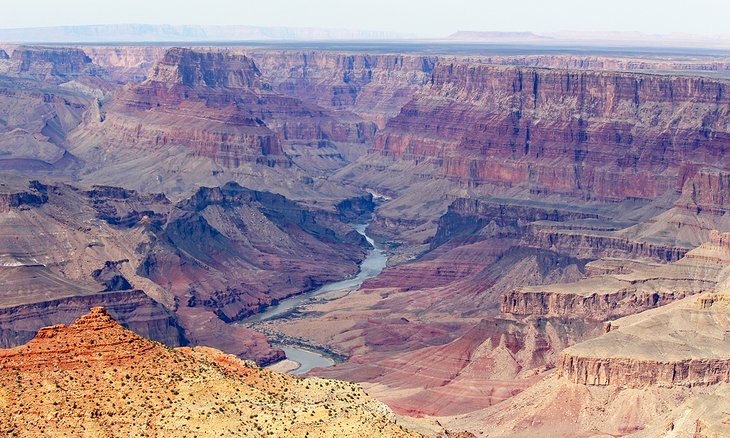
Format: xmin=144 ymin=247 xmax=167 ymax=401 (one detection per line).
xmin=239 ymin=221 xmax=387 ymax=374
xmin=266 ymin=358 xmax=300 ymax=374
xmin=254 ymin=323 xmax=348 ymax=363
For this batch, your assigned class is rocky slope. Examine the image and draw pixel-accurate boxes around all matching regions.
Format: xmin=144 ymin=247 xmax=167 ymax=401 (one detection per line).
xmin=141 ymin=182 xmax=368 ymax=323
xmin=434 ymin=232 xmax=730 ymax=436
xmin=444 ymin=291 xmax=730 ymax=437
xmin=0 ymin=178 xmax=367 ymax=364
xmin=0 ymin=289 xmax=184 ymax=348
xmin=0 ymin=80 xmax=93 ymax=171
xmin=501 ymin=250 xmax=719 ymax=320
xmin=77 ymin=47 xmax=291 ymax=169
xmin=557 ymin=235 xmax=730 ymax=388
xmin=4 ymin=43 xmax=730 ymax=435
xmin=84 ymin=45 xmax=168 ymax=83
xmin=71 ymin=47 xmax=377 ymax=198
xmin=0 ymin=307 xmax=418 ymax=437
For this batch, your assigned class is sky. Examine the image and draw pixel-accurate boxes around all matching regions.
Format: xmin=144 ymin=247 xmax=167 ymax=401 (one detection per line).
xmin=0 ymin=0 xmax=727 ymax=38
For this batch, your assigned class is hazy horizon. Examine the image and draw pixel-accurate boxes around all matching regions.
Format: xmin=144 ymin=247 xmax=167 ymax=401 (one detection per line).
xmin=1 ymin=0 xmax=728 ymax=39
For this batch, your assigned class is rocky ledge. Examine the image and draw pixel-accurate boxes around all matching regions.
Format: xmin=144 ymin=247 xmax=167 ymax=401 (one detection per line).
xmin=555 ymin=232 xmax=730 ymax=388
xmin=502 ymin=231 xmax=730 ymax=320
xmin=558 ymin=295 xmax=730 ymax=387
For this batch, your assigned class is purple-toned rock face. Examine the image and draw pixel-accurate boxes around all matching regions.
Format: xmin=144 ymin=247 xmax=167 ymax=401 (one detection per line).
xmin=86 ymin=47 xmax=377 ymax=170
xmin=374 ymin=63 xmax=730 ymax=201
xmin=9 ymin=46 xmax=102 ymax=80
xmin=153 ymin=47 xmax=265 ymax=89
xmin=0 ymin=290 xmax=185 ymax=348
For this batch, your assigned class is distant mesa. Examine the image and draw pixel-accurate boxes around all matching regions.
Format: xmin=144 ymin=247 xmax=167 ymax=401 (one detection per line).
xmin=0 ymin=45 xmax=105 ymax=82
xmin=448 ymin=31 xmax=551 ymax=41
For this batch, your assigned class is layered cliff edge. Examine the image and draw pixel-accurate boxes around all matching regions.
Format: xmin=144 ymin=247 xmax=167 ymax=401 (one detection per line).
xmin=502 ymin=231 xmax=730 ymax=322
xmin=441 ymin=272 xmax=730 ymax=436
xmin=0 ymin=45 xmax=104 ymax=82
xmin=372 ymin=62 xmax=730 ymax=201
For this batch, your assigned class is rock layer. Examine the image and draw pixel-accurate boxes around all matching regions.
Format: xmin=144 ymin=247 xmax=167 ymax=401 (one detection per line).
xmin=0 ymin=46 xmax=103 ymax=82
xmin=75 ymin=47 xmax=378 ymax=178
xmin=0 ymin=289 xmax=184 ymax=348
xmin=252 ymin=51 xmax=438 ymax=126
xmin=374 ymin=63 xmax=730 ymax=200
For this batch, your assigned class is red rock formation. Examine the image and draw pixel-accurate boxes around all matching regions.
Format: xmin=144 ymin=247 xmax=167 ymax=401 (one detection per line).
xmin=0 ymin=307 xmax=417 ymax=437
xmin=527 ymin=228 xmax=689 ymax=262
xmin=318 ymin=316 xmax=602 ymax=417
xmin=676 ymin=167 xmax=730 ymax=215
xmin=80 ymin=47 xmax=376 ymax=171
xmin=152 ymin=47 xmax=266 ymax=89
xmin=140 ymin=182 xmax=368 ymax=322
xmin=373 ymin=63 xmax=730 ymax=201
xmin=97 ymin=48 xmax=288 ymax=167
xmin=557 ymin=294 xmax=730 ymax=388
xmin=430 ymin=197 xmax=603 ymax=248
xmin=0 ymin=179 xmax=365 ymax=364
xmin=502 ymin=229 xmax=730 ymax=321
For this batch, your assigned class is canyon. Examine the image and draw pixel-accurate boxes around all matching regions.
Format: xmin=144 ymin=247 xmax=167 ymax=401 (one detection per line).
xmin=0 ymin=40 xmax=730 ymax=436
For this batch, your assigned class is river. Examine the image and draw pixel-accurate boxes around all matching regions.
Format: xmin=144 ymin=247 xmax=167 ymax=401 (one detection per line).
xmin=242 ymin=223 xmax=387 ymax=374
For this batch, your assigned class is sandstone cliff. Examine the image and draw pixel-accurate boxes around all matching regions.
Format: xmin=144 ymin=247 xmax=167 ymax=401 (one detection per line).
xmin=502 ymin=231 xmax=730 ymax=320
xmin=557 ymin=294 xmax=730 ymax=388
xmin=72 ymin=47 xmax=379 ymax=191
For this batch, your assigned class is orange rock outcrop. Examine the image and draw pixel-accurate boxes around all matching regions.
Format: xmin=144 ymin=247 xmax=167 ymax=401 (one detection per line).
xmin=0 ymin=307 xmax=417 ymax=437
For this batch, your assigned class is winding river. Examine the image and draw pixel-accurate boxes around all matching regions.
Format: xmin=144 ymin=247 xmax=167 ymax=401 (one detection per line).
xmin=242 ymin=223 xmax=387 ymax=374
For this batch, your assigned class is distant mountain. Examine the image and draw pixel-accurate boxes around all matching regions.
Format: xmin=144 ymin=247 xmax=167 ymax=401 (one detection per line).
xmin=0 ymin=24 xmax=413 ymax=43
xmin=448 ymin=30 xmax=730 ymax=48
xmin=448 ymin=31 xmax=551 ymax=41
